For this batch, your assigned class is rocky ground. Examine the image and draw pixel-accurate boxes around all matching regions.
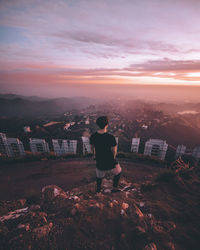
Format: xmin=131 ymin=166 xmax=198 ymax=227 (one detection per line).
xmin=0 ymin=159 xmax=200 ymax=250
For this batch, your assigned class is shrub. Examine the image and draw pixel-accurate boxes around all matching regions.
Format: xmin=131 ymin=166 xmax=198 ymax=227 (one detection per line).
xmin=178 ymin=169 xmax=192 ymax=180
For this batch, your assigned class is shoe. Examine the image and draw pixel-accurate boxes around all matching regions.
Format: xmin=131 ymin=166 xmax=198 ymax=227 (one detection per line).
xmin=96 ymin=188 xmax=101 ymax=193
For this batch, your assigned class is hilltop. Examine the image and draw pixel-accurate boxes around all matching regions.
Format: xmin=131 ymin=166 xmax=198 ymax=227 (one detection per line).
xmin=0 ymin=158 xmax=200 ymax=249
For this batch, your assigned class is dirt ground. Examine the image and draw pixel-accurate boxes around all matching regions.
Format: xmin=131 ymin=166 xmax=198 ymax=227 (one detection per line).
xmin=0 ymin=158 xmax=164 ymax=200
xmin=0 ymin=158 xmax=200 ymax=250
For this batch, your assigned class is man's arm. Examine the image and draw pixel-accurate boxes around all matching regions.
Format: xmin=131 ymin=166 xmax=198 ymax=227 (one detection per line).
xmin=111 ymin=145 xmax=117 ymax=159
xmin=91 ymin=144 xmax=96 ymax=158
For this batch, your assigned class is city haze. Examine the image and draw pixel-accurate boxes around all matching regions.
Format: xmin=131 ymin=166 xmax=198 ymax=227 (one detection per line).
xmin=1 ymin=84 xmax=200 ymax=103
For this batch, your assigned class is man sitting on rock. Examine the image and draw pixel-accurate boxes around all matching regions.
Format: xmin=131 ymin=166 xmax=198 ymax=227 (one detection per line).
xmin=90 ymin=116 xmax=122 ymax=193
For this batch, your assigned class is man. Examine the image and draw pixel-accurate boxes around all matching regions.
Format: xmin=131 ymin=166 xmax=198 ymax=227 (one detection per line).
xmin=89 ymin=116 xmax=122 ymax=193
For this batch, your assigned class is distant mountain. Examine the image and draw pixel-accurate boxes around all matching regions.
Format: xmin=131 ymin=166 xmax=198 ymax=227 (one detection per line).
xmin=0 ymin=94 xmax=102 ymax=117
xmin=0 ymin=94 xmax=48 ymax=102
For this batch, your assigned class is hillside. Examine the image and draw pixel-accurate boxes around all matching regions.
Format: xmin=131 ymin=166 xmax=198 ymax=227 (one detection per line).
xmin=0 ymin=95 xmax=101 ymax=117
xmin=0 ymin=158 xmax=200 ymax=249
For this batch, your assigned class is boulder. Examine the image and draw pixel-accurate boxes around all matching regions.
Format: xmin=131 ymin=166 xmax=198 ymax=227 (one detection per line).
xmin=0 ymin=207 xmax=28 ymax=222
xmin=41 ymin=185 xmax=68 ymax=202
xmin=41 ymin=185 xmax=72 ymax=213
xmin=32 ymin=222 xmax=53 ymax=239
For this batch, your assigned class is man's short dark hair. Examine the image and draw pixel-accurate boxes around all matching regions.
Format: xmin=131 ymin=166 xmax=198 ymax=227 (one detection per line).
xmin=96 ymin=116 xmax=109 ymax=129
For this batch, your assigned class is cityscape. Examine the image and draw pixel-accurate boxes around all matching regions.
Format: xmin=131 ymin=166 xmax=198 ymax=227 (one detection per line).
xmin=1 ymin=132 xmax=200 ymax=163
xmin=1 ymin=95 xmax=200 ymax=164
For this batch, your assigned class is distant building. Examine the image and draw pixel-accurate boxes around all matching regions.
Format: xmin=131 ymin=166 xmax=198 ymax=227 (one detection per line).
xmin=82 ymin=136 xmax=92 ymax=155
xmin=7 ymin=138 xmax=25 ymax=157
xmin=175 ymin=144 xmax=186 ymax=159
xmin=29 ymin=138 xmax=49 ymax=153
xmin=64 ymin=122 xmax=75 ymax=130
xmin=85 ymin=118 xmax=90 ymax=125
xmin=192 ymin=146 xmax=200 ymax=161
xmin=24 ymin=126 xmax=31 ymax=133
xmin=131 ymin=138 xmax=140 ymax=153
xmin=52 ymin=139 xmax=77 ymax=156
xmin=142 ymin=125 xmax=148 ymax=130
xmin=0 ymin=133 xmax=10 ymax=157
xmin=144 ymin=139 xmax=168 ymax=160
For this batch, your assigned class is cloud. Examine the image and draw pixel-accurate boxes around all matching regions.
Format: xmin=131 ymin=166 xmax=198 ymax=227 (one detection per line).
xmin=0 ymin=0 xmax=200 ymax=88
xmin=51 ymin=30 xmax=180 ymax=55
xmin=127 ymin=58 xmax=200 ymax=72
xmin=1 ymin=58 xmax=200 ymax=86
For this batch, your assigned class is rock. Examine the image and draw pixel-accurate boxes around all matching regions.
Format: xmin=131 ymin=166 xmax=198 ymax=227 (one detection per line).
xmin=112 ymin=200 xmax=119 ymax=205
xmin=42 ymin=185 xmax=68 ymax=202
xmin=165 ymin=242 xmax=176 ymax=250
xmin=18 ymin=199 xmax=26 ymax=207
xmin=121 ymin=184 xmax=133 ymax=192
xmin=139 ymin=202 xmax=145 ymax=207
xmin=70 ymin=187 xmax=81 ymax=195
xmin=41 ymin=185 xmax=72 ymax=213
xmin=29 ymin=205 xmax=41 ymax=211
xmin=120 ymin=179 xmax=131 ymax=186
xmin=104 ymin=189 xmax=112 ymax=194
xmin=143 ymin=242 xmax=157 ymax=250
xmin=74 ymin=203 xmax=80 ymax=209
xmin=125 ymin=192 xmax=130 ymax=198
xmin=69 ymin=195 xmax=80 ymax=202
xmin=136 ymin=226 xmax=146 ymax=233
xmin=152 ymin=222 xmax=164 ymax=234
xmin=98 ymin=203 xmax=104 ymax=210
xmin=108 ymin=202 xmax=113 ymax=208
xmin=0 ymin=207 xmax=28 ymax=222
xmin=122 ymin=202 xmax=129 ymax=210
xmin=132 ymin=203 xmax=144 ymax=218
xmin=120 ymin=209 xmax=126 ymax=216
xmin=42 ymin=216 xmax=47 ymax=224
xmin=152 ymin=221 xmax=176 ymax=234
xmin=17 ymin=223 xmax=30 ymax=231
xmin=38 ymin=211 xmax=47 ymax=217
xmin=32 ymin=222 xmax=53 ymax=239
xmin=103 ymin=179 xmax=112 ymax=188
xmin=95 ymin=202 xmax=100 ymax=208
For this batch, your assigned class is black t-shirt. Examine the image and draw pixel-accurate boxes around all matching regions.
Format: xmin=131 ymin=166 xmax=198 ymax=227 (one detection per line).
xmin=89 ymin=132 xmax=117 ymax=170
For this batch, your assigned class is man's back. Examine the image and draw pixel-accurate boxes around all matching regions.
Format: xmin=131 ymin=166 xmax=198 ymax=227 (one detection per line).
xmin=90 ymin=132 xmax=117 ymax=170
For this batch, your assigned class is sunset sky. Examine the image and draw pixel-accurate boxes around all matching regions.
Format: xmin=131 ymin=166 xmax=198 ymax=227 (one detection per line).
xmin=0 ymin=0 xmax=200 ymax=97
